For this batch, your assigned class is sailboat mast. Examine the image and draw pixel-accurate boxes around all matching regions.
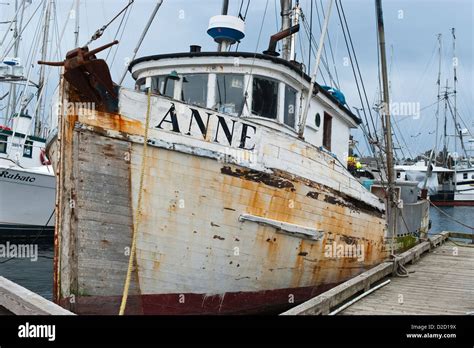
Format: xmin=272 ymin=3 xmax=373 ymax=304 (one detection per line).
xmin=281 ymin=0 xmax=292 ymax=60
xmin=35 ymin=0 xmax=53 ymax=137
xmin=375 ymin=0 xmax=396 ymax=235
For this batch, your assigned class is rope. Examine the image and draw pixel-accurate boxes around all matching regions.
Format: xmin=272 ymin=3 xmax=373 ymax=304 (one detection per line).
xmin=119 ymin=86 xmax=152 ymax=315
xmin=428 ymin=200 xmax=474 ymax=230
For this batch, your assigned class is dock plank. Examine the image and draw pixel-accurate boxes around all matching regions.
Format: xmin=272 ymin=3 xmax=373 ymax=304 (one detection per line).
xmin=340 ymin=241 xmax=474 ymax=315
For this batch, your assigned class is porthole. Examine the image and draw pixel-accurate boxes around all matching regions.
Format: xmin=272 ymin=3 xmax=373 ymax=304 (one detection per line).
xmin=315 ymin=113 xmax=321 ymax=128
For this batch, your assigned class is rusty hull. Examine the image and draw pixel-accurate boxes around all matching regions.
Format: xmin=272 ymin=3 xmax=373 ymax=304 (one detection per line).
xmin=48 ymin=84 xmax=388 ymax=314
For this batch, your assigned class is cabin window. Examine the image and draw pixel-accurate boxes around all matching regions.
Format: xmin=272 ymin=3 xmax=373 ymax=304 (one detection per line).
xmin=215 ymin=74 xmax=244 ymax=116
xmin=152 ymin=76 xmax=175 ymax=98
xmin=252 ymin=76 xmax=278 ymax=119
xmin=323 ymin=112 xmax=333 ymax=151
xmin=463 ymin=173 xmax=468 ymax=180
xmin=23 ymin=140 xmax=33 ymax=158
xmin=136 ymin=78 xmax=146 ymax=92
xmin=0 ymin=135 xmax=7 ymax=153
xmin=284 ymin=85 xmax=297 ymax=128
xmin=181 ymin=74 xmax=208 ymax=108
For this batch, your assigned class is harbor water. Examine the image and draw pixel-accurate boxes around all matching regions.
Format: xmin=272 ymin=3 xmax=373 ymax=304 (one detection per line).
xmin=0 ymin=206 xmax=472 ymax=302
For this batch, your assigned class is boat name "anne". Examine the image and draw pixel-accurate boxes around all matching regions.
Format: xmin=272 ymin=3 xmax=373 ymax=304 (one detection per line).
xmin=0 ymin=170 xmax=36 ymax=182
xmin=155 ymin=104 xmax=257 ymax=150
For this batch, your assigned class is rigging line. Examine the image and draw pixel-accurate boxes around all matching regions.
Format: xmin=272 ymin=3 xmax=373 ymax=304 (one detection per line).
xmin=318 ymin=0 xmax=341 ymax=89
xmin=239 ymin=0 xmax=270 ymax=117
xmin=105 ymin=4 xmax=130 ymax=62
xmin=110 ymin=3 xmax=133 ymax=70
xmin=86 ymin=0 xmax=134 ymax=45
xmin=0 ymin=0 xmax=26 ymax=48
xmin=308 ymin=0 xmax=313 ymax=72
xmin=429 ymin=200 xmax=474 ymax=230
xmin=300 ymin=18 xmax=328 ymax=85
xmin=0 ymin=0 xmax=45 ymax=61
xmin=235 ymin=0 xmax=251 ymax=52
xmin=446 ymin=98 xmax=469 ymax=159
xmin=301 ymin=12 xmax=332 ymax=85
xmin=338 ymin=0 xmax=380 ymax=145
xmin=313 ymin=0 xmax=333 ymax=86
xmin=6 ymin=1 xmax=44 ymax=124
xmin=334 ymin=1 xmax=373 ymax=140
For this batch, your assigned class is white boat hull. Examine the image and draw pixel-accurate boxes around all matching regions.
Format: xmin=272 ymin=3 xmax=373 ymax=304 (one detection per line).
xmin=0 ymin=166 xmax=55 ymax=235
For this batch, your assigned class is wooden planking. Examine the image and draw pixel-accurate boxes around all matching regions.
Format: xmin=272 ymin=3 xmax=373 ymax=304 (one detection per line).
xmin=73 ymin=130 xmax=140 ymax=297
xmin=0 ymin=277 xmax=74 ymax=315
xmin=339 ymin=240 xmax=474 ymax=315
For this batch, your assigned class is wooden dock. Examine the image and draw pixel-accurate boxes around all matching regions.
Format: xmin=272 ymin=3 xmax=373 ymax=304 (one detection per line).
xmin=281 ymin=231 xmax=474 ymax=315
xmin=0 ymin=276 xmax=74 ymax=315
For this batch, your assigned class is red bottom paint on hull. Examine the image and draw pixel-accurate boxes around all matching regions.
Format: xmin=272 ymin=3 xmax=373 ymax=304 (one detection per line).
xmin=59 ymin=283 xmax=340 ymax=315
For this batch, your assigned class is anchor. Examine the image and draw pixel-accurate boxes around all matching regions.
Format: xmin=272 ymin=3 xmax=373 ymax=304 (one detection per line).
xmin=39 ymin=40 xmax=119 ymax=111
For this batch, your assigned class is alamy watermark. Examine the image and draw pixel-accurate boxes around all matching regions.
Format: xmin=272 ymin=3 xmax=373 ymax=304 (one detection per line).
xmin=324 ymin=242 xmax=365 ymax=262
xmin=379 ymin=101 xmax=421 ymax=119
xmin=54 ymin=101 xmax=96 ymax=118
xmin=0 ymin=242 xmax=38 ymax=261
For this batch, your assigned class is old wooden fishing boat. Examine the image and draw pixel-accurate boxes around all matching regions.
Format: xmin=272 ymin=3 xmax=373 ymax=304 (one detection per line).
xmin=45 ymin=0 xmax=391 ymax=314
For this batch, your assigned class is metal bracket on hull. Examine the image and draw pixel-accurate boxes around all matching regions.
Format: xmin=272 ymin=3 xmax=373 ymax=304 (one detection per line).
xmin=239 ymin=214 xmax=324 ymax=241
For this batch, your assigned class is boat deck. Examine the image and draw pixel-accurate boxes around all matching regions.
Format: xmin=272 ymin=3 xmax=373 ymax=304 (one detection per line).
xmin=281 ymin=232 xmax=474 ymax=316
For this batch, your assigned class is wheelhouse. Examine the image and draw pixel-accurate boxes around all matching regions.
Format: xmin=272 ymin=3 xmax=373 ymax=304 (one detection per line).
xmin=129 ymin=52 xmax=361 ymax=165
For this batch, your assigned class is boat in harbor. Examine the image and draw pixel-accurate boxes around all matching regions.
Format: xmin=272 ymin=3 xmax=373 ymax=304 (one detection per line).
xmin=0 ymin=114 xmax=55 ymax=238
xmin=0 ymin=0 xmax=57 ymax=239
xmin=43 ymin=0 xmax=427 ymax=314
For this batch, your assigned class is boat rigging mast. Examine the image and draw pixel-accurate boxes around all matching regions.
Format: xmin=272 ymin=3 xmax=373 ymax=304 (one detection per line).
xmin=375 ymin=0 xmax=397 ymax=237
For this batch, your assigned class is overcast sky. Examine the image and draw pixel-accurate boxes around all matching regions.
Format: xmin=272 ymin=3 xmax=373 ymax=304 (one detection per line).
xmin=1 ymin=0 xmax=473 ymax=159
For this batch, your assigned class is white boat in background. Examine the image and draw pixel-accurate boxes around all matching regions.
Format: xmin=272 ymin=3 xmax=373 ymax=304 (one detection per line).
xmin=0 ymin=0 xmax=58 ymax=239
xmin=0 ymin=113 xmax=55 ymax=238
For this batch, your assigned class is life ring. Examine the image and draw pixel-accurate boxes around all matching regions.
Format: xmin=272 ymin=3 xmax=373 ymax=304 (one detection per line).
xmin=40 ymin=148 xmax=51 ymax=165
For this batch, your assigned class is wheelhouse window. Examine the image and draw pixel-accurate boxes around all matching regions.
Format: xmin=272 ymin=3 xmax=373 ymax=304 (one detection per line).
xmin=152 ymin=76 xmax=175 ymax=98
xmin=23 ymin=140 xmax=33 ymax=158
xmin=136 ymin=78 xmax=145 ymax=92
xmin=323 ymin=112 xmax=333 ymax=151
xmin=252 ymin=76 xmax=278 ymax=119
xmin=181 ymin=74 xmax=208 ymax=108
xmin=0 ymin=135 xmax=7 ymax=153
xmin=284 ymin=85 xmax=297 ymax=128
xmin=215 ymin=74 xmax=244 ymax=116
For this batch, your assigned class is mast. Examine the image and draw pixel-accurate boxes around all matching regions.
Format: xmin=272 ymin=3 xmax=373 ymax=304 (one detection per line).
xmin=35 ymin=0 xmax=53 ymax=137
xmin=451 ymin=28 xmax=458 ymax=187
xmin=217 ymin=0 xmax=229 ymax=52
xmin=5 ymin=0 xmax=22 ymax=124
xmin=443 ymin=80 xmax=448 ymax=167
xmin=298 ymin=0 xmax=333 ymax=139
xmin=375 ymin=0 xmax=396 ymax=237
xmin=435 ymin=33 xmax=442 ymax=154
xmin=74 ymin=0 xmax=80 ymax=47
xmin=280 ymin=0 xmax=292 ymax=60
xmin=289 ymin=1 xmax=301 ymax=61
